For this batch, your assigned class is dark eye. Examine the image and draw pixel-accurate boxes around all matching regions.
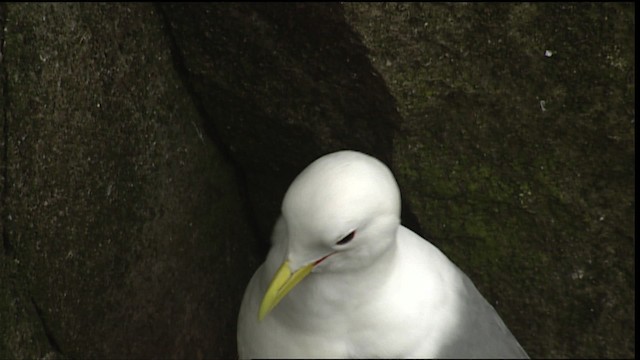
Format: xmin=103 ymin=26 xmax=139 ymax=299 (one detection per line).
xmin=336 ymin=231 xmax=356 ymax=246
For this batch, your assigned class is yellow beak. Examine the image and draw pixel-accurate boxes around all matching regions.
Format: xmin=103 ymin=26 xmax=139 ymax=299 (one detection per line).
xmin=258 ymin=260 xmax=314 ymax=321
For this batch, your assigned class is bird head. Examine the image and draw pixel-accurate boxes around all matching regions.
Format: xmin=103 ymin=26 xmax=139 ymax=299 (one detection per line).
xmin=259 ymin=150 xmax=401 ymax=320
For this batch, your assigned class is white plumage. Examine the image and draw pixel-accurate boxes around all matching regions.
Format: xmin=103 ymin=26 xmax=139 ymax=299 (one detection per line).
xmin=237 ymin=150 xmax=528 ymax=359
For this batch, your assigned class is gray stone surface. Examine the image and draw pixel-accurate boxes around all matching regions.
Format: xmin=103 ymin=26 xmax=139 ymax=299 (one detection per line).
xmin=343 ymin=3 xmax=634 ymax=358
xmin=0 ymin=3 xmax=634 ymax=359
xmin=1 ymin=3 xmax=254 ymax=359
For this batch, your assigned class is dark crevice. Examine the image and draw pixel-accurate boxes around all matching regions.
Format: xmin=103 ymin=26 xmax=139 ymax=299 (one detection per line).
xmin=153 ymin=4 xmax=265 ymax=254
xmin=152 ymin=4 xmax=427 ymax=257
xmin=31 ymin=297 xmax=65 ymax=356
xmin=0 ymin=2 xmax=13 ymax=257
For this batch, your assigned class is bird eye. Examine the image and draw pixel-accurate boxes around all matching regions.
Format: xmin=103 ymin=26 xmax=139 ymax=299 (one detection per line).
xmin=336 ymin=231 xmax=356 ymax=246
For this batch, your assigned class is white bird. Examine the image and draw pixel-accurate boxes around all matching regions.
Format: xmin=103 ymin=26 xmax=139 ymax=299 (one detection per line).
xmin=237 ymin=150 xmax=528 ymax=359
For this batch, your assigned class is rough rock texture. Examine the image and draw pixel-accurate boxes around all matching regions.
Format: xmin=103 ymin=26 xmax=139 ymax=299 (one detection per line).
xmin=343 ymin=3 xmax=634 ymax=358
xmin=0 ymin=3 xmax=634 ymax=359
xmin=158 ymin=3 xmax=404 ymax=244
xmin=0 ymin=3 xmax=255 ymax=359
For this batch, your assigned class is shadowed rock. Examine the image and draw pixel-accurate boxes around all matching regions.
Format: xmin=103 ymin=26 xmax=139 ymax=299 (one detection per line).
xmin=0 ymin=3 xmax=634 ymax=359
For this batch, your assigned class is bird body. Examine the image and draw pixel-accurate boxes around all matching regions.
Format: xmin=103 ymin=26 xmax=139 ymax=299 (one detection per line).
xmin=237 ymin=150 xmax=528 ymax=358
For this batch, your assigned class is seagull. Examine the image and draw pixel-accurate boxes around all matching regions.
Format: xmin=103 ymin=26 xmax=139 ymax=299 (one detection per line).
xmin=237 ymin=150 xmax=528 ymax=358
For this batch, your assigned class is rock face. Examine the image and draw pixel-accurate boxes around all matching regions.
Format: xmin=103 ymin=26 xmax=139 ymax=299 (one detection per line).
xmin=0 ymin=3 xmax=634 ymax=359
xmin=0 ymin=3 xmax=255 ymax=359
xmin=343 ymin=3 xmax=634 ymax=358
xmin=158 ymin=3 xmax=402 ymax=242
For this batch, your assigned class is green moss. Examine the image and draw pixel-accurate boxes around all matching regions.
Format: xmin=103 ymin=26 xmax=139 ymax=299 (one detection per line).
xmin=345 ymin=3 xmax=634 ymax=358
